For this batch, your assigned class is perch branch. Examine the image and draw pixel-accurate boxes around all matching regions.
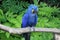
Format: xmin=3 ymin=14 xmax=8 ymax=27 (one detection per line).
xmin=0 ymin=24 xmax=60 ymax=34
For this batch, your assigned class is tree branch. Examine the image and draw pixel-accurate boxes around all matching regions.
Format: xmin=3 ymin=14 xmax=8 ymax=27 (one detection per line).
xmin=0 ymin=24 xmax=60 ymax=34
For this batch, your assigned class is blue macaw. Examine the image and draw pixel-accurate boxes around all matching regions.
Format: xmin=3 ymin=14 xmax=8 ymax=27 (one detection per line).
xmin=21 ymin=4 xmax=38 ymax=28
xmin=21 ymin=4 xmax=38 ymax=40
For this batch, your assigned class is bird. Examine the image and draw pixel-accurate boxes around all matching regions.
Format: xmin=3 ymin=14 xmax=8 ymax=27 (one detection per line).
xmin=21 ymin=4 xmax=38 ymax=40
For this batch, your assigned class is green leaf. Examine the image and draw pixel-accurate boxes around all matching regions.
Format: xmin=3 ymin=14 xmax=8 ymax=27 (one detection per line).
xmin=5 ymin=32 xmax=10 ymax=38
xmin=3 ymin=22 xmax=12 ymax=27
xmin=0 ymin=30 xmax=5 ymax=33
xmin=33 ymin=0 xmax=38 ymax=5
xmin=0 ymin=9 xmax=6 ymax=22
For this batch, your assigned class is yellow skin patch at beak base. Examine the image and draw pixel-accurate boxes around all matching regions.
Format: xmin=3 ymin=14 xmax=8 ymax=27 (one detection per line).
xmin=32 ymin=9 xmax=34 ymax=13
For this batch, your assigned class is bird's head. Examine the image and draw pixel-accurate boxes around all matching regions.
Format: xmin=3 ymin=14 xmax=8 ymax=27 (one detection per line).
xmin=27 ymin=4 xmax=38 ymax=14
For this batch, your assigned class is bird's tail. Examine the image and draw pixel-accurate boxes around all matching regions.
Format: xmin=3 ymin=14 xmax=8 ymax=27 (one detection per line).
xmin=23 ymin=33 xmax=30 ymax=40
xmin=21 ymin=24 xmax=30 ymax=40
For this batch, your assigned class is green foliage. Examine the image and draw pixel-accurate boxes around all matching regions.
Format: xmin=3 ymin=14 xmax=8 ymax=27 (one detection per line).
xmin=33 ymin=0 xmax=38 ymax=5
xmin=31 ymin=32 xmax=53 ymax=40
xmin=5 ymin=32 xmax=10 ymax=38
xmin=39 ymin=2 xmax=48 ymax=7
xmin=36 ymin=2 xmax=60 ymax=28
xmin=0 ymin=9 xmax=7 ymax=23
xmin=1 ymin=0 xmax=29 ymax=13
xmin=39 ymin=7 xmax=59 ymax=17
xmin=3 ymin=10 xmax=25 ymax=28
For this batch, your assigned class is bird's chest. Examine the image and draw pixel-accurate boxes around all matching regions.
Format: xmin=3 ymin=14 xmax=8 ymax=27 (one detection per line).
xmin=28 ymin=14 xmax=35 ymax=24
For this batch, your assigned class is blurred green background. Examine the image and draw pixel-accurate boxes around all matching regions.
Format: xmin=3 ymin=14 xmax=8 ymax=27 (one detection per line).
xmin=0 ymin=0 xmax=60 ymax=40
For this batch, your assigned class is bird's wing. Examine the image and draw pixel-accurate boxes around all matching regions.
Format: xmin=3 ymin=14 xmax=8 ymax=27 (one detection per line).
xmin=21 ymin=13 xmax=28 ymax=28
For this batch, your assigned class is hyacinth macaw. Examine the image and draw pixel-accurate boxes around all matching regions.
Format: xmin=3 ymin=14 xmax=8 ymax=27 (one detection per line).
xmin=21 ymin=4 xmax=38 ymax=40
